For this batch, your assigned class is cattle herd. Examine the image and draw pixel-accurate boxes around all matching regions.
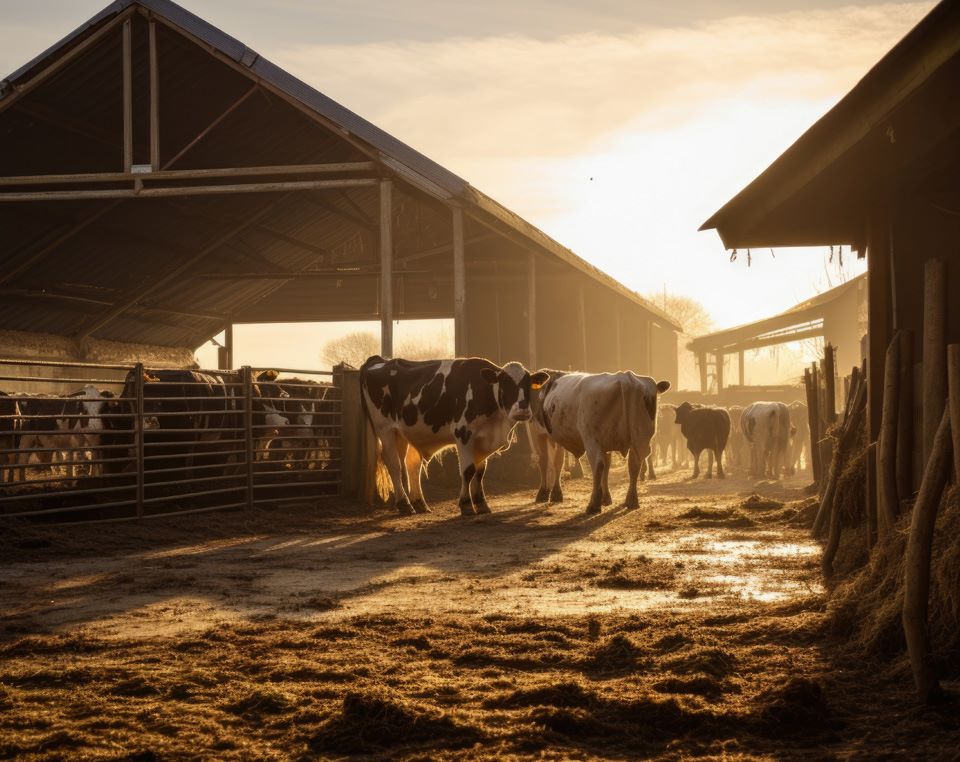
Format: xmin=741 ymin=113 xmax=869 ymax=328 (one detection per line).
xmin=0 ymin=369 xmax=339 ymax=493
xmin=360 ymin=355 xmax=812 ymax=516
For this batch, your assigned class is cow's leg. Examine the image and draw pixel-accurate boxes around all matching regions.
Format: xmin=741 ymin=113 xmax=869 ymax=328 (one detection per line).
xmin=404 ymin=447 xmax=429 ymax=514
xmin=532 ymin=431 xmax=551 ymax=503
xmin=706 ymin=449 xmax=714 ymax=479
xmin=381 ymin=430 xmax=413 ymax=515
xmin=568 ymin=453 xmax=585 ymax=480
xmin=584 ymin=443 xmax=607 ymax=515
xmin=647 ymin=454 xmax=657 ymax=481
xmin=691 ymin=449 xmax=701 ymax=479
xmin=601 ymin=456 xmax=612 ymax=506
xmin=624 ymin=449 xmax=641 ymax=509
xmin=549 ymin=444 xmax=565 ymax=503
xmin=715 ymin=447 xmax=725 ymax=479
xmin=455 ymin=443 xmax=477 ymax=516
xmin=470 ymin=459 xmax=491 ymax=514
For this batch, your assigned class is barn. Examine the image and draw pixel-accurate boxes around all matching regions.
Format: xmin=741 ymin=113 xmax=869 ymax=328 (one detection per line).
xmin=0 ymin=0 xmax=679 ymax=519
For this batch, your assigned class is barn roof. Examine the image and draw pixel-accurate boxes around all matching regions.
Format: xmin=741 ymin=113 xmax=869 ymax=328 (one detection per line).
xmin=700 ymin=0 xmax=960 ymax=249
xmin=687 ymin=273 xmax=865 ymax=355
xmin=0 ymin=0 xmax=680 ymax=350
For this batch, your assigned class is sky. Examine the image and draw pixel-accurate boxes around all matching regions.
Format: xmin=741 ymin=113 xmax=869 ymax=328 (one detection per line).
xmin=0 ymin=0 xmax=937 ymax=369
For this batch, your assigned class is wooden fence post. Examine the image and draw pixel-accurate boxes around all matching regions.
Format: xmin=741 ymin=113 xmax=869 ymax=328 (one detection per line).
xmin=897 ymin=330 xmax=915 ymax=501
xmin=878 ymin=332 xmax=901 ymax=534
xmin=902 ymin=408 xmax=952 ymax=703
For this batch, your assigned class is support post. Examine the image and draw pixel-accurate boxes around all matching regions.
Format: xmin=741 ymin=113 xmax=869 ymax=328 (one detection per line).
xmin=739 ymin=350 xmax=745 ymax=386
xmin=922 ymin=258 xmax=946 ymax=467
xmin=122 ymin=18 xmax=133 ymax=172
xmin=149 ymin=20 xmax=160 ymax=170
xmin=950 ymin=344 xmax=960 ymax=482
xmin=716 ymin=352 xmax=724 ymax=394
xmin=578 ymin=282 xmax=588 ymax=371
xmin=218 ymin=324 xmax=234 ymax=370
xmin=380 ymin=179 xmax=394 ymax=358
xmin=615 ymin=303 xmax=623 ymax=371
xmin=527 ymin=252 xmax=537 ymax=369
xmin=878 ymin=332 xmax=901 ymax=534
xmin=698 ymin=352 xmax=708 ymax=394
xmin=867 ymin=214 xmax=893 ymax=452
xmin=134 ymin=362 xmax=145 ymax=519
xmin=897 ymin=330 xmax=915 ymax=499
xmin=824 ymin=344 xmax=837 ymax=424
xmin=452 ymin=205 xmax=466 ymax=357
xmin=242 ymin=366 xmax=255 ymax=509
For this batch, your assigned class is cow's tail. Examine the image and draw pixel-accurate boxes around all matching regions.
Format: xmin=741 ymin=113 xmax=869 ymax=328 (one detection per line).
xmin=359 ymin=356 xmax=391 ymax=502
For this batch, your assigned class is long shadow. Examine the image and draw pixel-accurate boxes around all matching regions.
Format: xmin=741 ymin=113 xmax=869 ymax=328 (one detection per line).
xmin=0 ymin=486 xmax=632 ymax=636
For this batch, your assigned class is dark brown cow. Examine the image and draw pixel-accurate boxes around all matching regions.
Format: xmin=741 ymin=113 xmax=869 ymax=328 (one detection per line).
xmin=674 ymin=402 xmax=730 ymax=479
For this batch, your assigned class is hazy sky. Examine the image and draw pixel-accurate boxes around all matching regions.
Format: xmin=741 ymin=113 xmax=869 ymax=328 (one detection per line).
xmin=0 ymin=0 xmax=937 ymax=368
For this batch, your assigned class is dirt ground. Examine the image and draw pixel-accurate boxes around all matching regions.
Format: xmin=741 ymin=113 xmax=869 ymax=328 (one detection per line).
xmin=1 ymin=463 xmax=958 ymax=760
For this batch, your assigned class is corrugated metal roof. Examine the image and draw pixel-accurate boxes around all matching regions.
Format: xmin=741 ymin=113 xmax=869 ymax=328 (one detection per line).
xmin=0 ymin=0 xmax=682 ymax=343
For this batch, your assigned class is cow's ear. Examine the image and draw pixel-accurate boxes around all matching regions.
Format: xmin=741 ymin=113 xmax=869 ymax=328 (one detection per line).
xmin=530 ymin=371 xmax=549 ymax=389
xmin=656 ymin=380 xmax=671 ymax=393
xmin=480 ymin=368 xmax=500 ymax=384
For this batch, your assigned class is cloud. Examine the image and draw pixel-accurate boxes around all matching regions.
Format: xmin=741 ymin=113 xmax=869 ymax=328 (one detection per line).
xmin=274 ymin=2 xmax=933 ymax=166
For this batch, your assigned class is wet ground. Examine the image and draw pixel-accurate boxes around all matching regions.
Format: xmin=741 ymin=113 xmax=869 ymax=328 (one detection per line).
xmin=1 ymin=465 xmax=958 ymax=759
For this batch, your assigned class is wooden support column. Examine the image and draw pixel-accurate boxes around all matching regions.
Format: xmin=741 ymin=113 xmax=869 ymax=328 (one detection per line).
xmin=897 ymin=330 xmax=915 ymax=499
xmin=578 ymin=283 xmax=588 ymax=371
xmin=379 ymin=179 xmax=394 ymax=358
xmin=867 ymin=214 xmax=893 ymax=447
xmin=452 ymin=205 xmax=466 ymax=356
xmin=221 ymin=324 xmax=234 ymax=370
xmin=739 ymin=350 xmax=745 ymax=385
xmin=716 ymin=352 xmax=724 ymax=394
xmin=698 ymin=352 xmax=708 ymax=394
xmin=122 ymin=18 xmax=133 ymax=172
xmin=527 ymin=252 xmax=537 ymax=368
xmin=615 ymin=303 xmax=623 ymax=370
xmin=922 ymin=258 xmax=946 ymax=467
xmin=149 ymin=20 xmax=160 ymax=170
xmin=950 ymin=344 xmax=960 ymax=481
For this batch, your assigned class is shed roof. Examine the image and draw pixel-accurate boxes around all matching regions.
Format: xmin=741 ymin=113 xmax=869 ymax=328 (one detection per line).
xmin=0 ymin=0 xmax=680 ymax=349
xmin=699 ymin=1 xmax=960 ymax=249
xmin=687 ymin=274 xmax=864 ymax=354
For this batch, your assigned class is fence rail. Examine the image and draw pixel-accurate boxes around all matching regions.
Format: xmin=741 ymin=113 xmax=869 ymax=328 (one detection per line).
xmin=0 ymin=359 xmax=342 ymax=522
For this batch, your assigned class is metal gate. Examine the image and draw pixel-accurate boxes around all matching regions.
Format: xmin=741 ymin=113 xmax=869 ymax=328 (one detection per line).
xmin=0 ymin=359 xmax=341 ymax=522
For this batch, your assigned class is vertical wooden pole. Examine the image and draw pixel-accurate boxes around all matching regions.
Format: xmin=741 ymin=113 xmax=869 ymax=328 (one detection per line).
xmin=380 ymin=179 xmax=394 ymax=357
xmin=716 ymin=352 xmax=724 ymax=394
xmin=615 ymin=303 xmax=623 ymax=371
xmin=878 ymin=332 xmax=901 ymax=534
xmin=897 ymin=330 xmax=915 ymax=499
xmin=452 ymin=205 xmax=466 ymax=357
xmin=224 ymin=324 xmax=234 ymax=370
xmin=698 ymin=352 xmax=707 ymax=394
xmin=149 ymin=20 xmax=160 ymax=170
xmin=903 ymin=407 xmax=952 ymax=704
xmin=810 ymin=363 xmax=822 ymax=486
xmin=922 ymin=257 xmax=946 ymax=467
xmin=866 ymin=441 xmax=878 ymax=548
xmin=949 ymin=344 xmax=960 ymax=481
xmin=122 ymin=19 xmax=134 ymax=172
xmin=739 ymin=350 xmax=745 ymax=386
xmin=823 ymin=344 xmax=837 ymax=424
xmin=134 ymin=362 xmax=145 ymax=519
xmin=867 ymin=213 xmax=893 ymax=453
xmin=578 ymin=282 xmax=588 ymax=371
xmin=527 ymin=251 xmax=536 ymax=368
xmin=242 ymin=366 xmax=255 ymax=509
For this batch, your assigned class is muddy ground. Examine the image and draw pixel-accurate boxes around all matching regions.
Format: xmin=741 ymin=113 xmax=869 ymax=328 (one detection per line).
xmin=1 ymin=464 xmax=958 ymax=760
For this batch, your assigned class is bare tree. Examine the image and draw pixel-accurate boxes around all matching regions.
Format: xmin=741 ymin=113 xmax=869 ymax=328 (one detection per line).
xmin=648 ymin=291 xmax=714 ymax=337
xmin=320 ymin=331 xmax=379 ymax=369
xmin=398 ymin=324 xmax=454 ymax=360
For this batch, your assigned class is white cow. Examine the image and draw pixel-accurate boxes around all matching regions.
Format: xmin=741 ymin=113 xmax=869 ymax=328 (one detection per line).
xmin=533 ymin=371 xmax=670 ymax=514
xmin=741 ymin=401 xmax=792 ymax=479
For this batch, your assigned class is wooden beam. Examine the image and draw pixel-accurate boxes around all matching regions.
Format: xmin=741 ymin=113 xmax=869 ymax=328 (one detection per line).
xmin=0 ymin=7 xmax=137 ymax=115
xmin=397 ymin=233 xmax=494 ymax=266
xmin=149 ymin=20 xmax=160 ymax=170
xmin=302 ymin=193 xmax=378 ymax=234
xmin=452 ymin=205 xmax=466 ymax=356
xmin=380 ymin=180 xmax=394 ymax=358
xmin=122 ymin=18 xmax=133 ymax=172
xmin=0 ymin=162 xmax=378 ymax=187
xmin=223 ymin=324 xmax=234 ymax=370
xmin=527 ymin=251 xmax=537 ymax=369
xmin=739 ymin=350 xmax=745 ymax=385
xmin=716 ymin=352 xmax=724 ymax=393
xmin=0 ymin=178 xmax=379 ymax=202
xmin=0 ymin=286 xmax=230 ymax=322
xmin=922 ymin=257 xmax=946 ymax=467
xmin=164 ymin=85 xmax=258 ymax=168
xmin=76 ymin=194 xmax=295 ymax=342
xmin=698 ymin=351 xmax=708 ymax=393
xmin=866 ymin=214 xmax=893 ymax=447
xmin=197 ymin=269 xmax=430 ymax=280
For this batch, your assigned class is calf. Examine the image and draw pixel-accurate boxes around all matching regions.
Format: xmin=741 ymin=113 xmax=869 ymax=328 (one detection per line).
xmin=742 ymin=401 xmax=792 ymax=479
xmin=535 ymin=371 xmax=671 ymax=514
xmin=673 ymin=402 xmax=730 ymax=479
xmin=360 ymin=355 xmax=548 ymax=516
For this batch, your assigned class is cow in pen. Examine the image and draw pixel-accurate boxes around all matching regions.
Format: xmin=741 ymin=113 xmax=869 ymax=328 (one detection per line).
xmin=360 ymin=355 xmax=548 ymax=516
xmin=531 ymin=371 xmax=671 ymax=514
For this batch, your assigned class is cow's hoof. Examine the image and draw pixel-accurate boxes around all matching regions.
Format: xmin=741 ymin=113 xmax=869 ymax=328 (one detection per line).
xmin=624 ymin=495 xmax=639 ymax=510
xmin=535 ymin=487 xmax=550 ymax=503
xmin=411 ymin=500 xmax=431 ymax=514
xmin=585 ymin=504 xmax=601 ymax=515
xmin=459 ymin=501 xmax=476 ymax=517
xmin=717 ymin=473 xmax=726 ymax=480
xmin=602 ymin=494 xmax=613 ymax=507
xmin=474 ymin=502 xmax=492 ymax=515
xmin=396 ymin=501 xmax=415 ymax=517
xmin=706 ymin=473 xmax=713 ymax=479
xmin=549 ymin=488 xmax=564 ymax=503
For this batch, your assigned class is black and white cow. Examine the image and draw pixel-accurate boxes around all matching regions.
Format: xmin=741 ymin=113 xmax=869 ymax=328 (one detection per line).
xmin=532 ymin=371 xmax=671 ymax=514
xmin=265 ymin=378 xmax=337 ymax=469
xmin=0 ymin=391 xmax=20 ymax=483
xmin=742 ymin=401 xmax=792 ymax=479
xmin=673 ymin=402 xmax=730 ymax=479
xmin=360 ymin=355 xmax=548 ymax=516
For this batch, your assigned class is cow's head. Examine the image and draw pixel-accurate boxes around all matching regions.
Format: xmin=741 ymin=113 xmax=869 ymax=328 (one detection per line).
xmin=674 ymin=401 xmax=696 ymax=425
xmin=480 ymin=362 xmax=549 ymax=422
xmin=253 ymin=370 xmax=290 ymax=431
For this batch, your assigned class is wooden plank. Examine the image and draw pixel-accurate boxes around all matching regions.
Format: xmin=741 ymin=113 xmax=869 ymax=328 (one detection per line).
xmin=0 ymin=162 xmax=378 ymax=187
xmin=122 ymin=18 xmax=133 ymax=172
xmin=164 ymin=85 xmax=258 ymax=168
xmin=0 ymin=178 xmax=379 ymax=202
xmin=452 ymin=205 xmax=466 ymax=356
xmin=527 ymin=251 xmax=537 ymax=368
xmin=922 ymin=257 xmax=946 ymax=467
xmin=380 ymin=180 xmax=394 ymax=358
xmin=149 ymin=20 xmax=160 ymax=170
